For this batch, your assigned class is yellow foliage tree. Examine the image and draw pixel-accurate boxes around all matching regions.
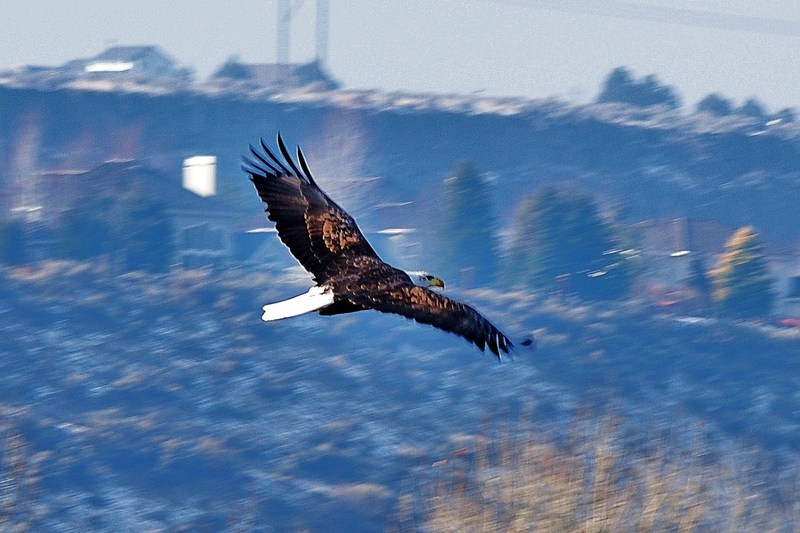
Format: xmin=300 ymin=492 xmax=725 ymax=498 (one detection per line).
xmin=711 ymin=227 xmax=775 ymax=317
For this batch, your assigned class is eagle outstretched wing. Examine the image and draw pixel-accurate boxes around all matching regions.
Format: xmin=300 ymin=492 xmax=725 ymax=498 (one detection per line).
xmin=244 ymin=133 xmax=517 ymax=360
xmin=242 ymin=134 xmax=378 ymax=284
xmin=347 ymin=284 xmax=513 ymax=358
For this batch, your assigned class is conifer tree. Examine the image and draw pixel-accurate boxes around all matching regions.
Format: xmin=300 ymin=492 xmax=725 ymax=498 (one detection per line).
xmin=509 ymin=186 xmax=631 ymax=300
xmin=711 ymin=227 xmax=775 ymax=317
xmin=439 ymin=162 xmax=496 ymax=287
xmin=686 ymin=255 xmax=713 ymax=313
xmin=0 ymin=219 xmax=26 ymax=265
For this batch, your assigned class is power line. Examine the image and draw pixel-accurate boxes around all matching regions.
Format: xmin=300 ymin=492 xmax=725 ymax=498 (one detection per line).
xmin=487 ymin=0 xmax=800 ymax=38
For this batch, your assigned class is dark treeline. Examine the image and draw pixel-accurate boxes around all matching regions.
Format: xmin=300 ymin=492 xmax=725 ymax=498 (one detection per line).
xmin=1 ymin=78 xmax=799 ymax=301
xmin=1 ymin=84 xmax=799 ymax=240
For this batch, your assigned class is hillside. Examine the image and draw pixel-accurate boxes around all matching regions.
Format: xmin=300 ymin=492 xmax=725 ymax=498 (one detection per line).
xmin=1 ymin=84 xmax=800 ymax=245
xmin=2 ymin=82 xmax=800 ymax=530
xmin=1 ymin=261 xmax=798 ymax=530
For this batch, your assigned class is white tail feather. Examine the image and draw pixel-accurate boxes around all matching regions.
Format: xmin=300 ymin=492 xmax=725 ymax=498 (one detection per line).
xmin=261 ymin=286 xmax=335 ymax=321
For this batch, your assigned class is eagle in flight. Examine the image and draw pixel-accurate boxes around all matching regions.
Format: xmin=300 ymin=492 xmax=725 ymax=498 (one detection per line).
xmin=242 ymin=134 xmax=513 ymax=359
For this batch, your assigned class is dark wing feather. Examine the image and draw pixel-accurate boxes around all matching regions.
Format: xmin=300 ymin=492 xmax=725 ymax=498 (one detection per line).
xmin=277 ymin=134 xmax=307 ymax=181
xmin=242 ymin=134 xmax=380 ymax=283
xmin=348 ymin=283 xmax=512 ymax=359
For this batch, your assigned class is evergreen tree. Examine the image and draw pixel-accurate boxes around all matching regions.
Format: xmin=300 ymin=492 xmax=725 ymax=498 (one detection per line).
xmin=711 ymin=227 xmax=775 ymax=318
xmin=54 ymin=194 xmax=171 ymax=273
xmin=439 ymin=162 xmax=496 ymax=287
xmin=736 ymin=98 xmax=767 ymax=119
xmin=509 ymin=186 xmax=631 ymax=300
xmin=596 ymin=66 xmax=681 ymax=109
xmin=686 ymin=255 xmax=712 ymax=313
xmin=122 ymin=200 xmax=171 ymax=273
xmin=773 ymin=107 xmax=796 ymax=123
xmin=696 ymin=93 xmax=733 ymax=116
xmin=0 ymin=219 xmax=26 ymax=265
xmin=597 ymin=67 xmax=634 ymax=103
xmin=56 ymin=206 xmax=114 ymax=261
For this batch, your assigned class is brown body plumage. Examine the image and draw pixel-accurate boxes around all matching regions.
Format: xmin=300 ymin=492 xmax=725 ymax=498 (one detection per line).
xmin=242 ymin=134 xmax=512 ymax=358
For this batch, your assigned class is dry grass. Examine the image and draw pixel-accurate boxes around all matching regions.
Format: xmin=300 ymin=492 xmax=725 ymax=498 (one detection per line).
xmin=401 ymin=416 xmax=797 ymax=533
xmin=0 ymin=416 xmax=38 ymax=532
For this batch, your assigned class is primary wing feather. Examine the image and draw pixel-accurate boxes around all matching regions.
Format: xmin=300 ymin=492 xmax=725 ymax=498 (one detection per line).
xmin=243 ymin=134 xmax=379 ymax=283
xmin=346 ymin=281 xmax=512 ymax=359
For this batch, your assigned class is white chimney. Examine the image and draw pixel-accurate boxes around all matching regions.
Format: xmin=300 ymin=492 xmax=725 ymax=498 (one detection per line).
xmin=182 ymin=156 xmax=216 ymax=197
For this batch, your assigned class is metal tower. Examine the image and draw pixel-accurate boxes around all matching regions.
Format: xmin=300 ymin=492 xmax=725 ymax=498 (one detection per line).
xmin=275 ymin=0 xmax=329 ymax=66
xmin=315 ymin=0 xmax=329 ymax=67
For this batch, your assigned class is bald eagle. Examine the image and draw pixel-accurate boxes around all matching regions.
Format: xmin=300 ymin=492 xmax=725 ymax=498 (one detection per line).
xmin=242 ymin=134 xmax=513 ymax=359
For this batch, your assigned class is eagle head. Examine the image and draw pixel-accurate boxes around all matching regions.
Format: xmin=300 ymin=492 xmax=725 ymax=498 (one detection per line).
xmin=406 ymin=270 xmax=445 ymax=289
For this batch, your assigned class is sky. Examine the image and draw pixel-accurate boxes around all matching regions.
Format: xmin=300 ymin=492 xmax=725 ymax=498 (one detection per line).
xmin=2 ymin=0 xmax=800 ymax=110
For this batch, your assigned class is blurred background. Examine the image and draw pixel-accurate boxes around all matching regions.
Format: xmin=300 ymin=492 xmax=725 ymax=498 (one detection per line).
xmin=1 ymin=1 xmax=800 ymax=531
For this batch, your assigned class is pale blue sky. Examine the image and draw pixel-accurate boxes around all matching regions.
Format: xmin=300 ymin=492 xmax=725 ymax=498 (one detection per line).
xmin=2 ymin=1 xmax=799 ymax=109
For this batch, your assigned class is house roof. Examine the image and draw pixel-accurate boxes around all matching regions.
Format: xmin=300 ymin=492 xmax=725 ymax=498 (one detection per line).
xmin=93 ymin=46 xmax=171 ymax=63
xmin=62 ymin=45 xmax=187 ymax=79
xmin=211 ymin=60 xmax=340 ymax=90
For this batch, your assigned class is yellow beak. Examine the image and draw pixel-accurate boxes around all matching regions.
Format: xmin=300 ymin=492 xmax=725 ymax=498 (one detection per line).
xmin=430 ymin=277 xmax=445 ymax=289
